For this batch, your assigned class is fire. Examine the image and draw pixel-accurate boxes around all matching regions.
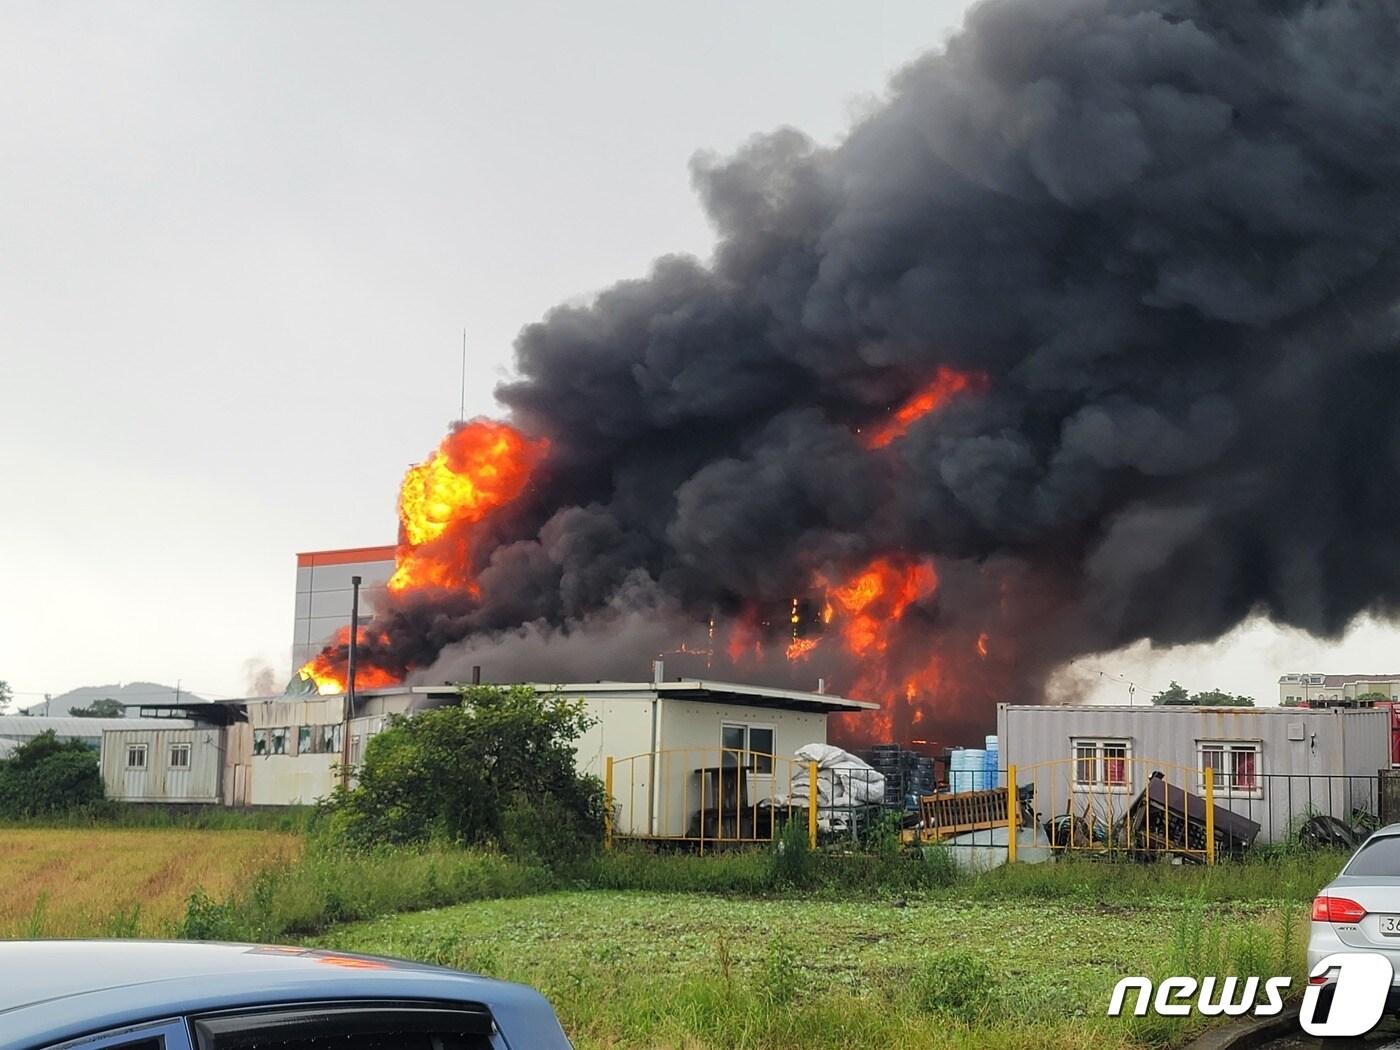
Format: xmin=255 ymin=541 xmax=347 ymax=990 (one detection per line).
xmin=388 ymin=420 xmax=548 ymax=592
xmin=786 ymin=637 xmax=819 ymax=662
xmin=976 ymin=632 xmax=989 ymax=658
xmin=864 ymin=366 xmax=987 ymax=449
xmin=826 ymin=556 xmax=938 ymax=656
xmin=294 ymin=417 xmax=547 ymax=691
xmin=295 ymin=626 xmax=399 ymax=695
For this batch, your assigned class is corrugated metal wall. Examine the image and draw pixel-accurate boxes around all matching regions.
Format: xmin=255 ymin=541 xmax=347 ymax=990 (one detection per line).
xmin=101 ymin=727 xmax=224 ymax=803
xmin=997 ymin=704 xmax=1390 ymax=843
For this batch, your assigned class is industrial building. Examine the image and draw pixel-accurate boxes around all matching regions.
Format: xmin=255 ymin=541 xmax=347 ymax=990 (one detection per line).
xmin=99 ymin=672 xmax=872 ymax=815
xmin=996 ymin=703 xmax=1391 ymax=844
xmin=563 ymin=674 xmax=875 ymax=839
xmin=291 ymin=544 xmax=395 ymax=671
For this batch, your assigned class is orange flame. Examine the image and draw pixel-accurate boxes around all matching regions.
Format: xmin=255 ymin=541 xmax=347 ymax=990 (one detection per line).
xmin=826 ymin=556 xmax=938 ymax=657
xmin=864 ymin=366 xmax=988 ymax=449
xmin=295 ymin=418 xmax=547 ymax=690
xmin=976 ymin=632 xmax=989 ymax=658
xmin=296 ymin=626 xmax=400 ymax=695
xmin=786 ymin=637 xmax=819 ymax=662
xmin=388 ymin=420 xmax=548 ymax=593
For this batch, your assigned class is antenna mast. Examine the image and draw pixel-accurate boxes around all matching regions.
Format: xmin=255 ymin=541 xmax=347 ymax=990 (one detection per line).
xmin=459 ymin=328 xmax=467 ymax=423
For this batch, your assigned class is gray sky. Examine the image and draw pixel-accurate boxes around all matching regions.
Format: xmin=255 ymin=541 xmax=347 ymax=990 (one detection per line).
xmin=2 ymin=0 xmax=1393 ymax=706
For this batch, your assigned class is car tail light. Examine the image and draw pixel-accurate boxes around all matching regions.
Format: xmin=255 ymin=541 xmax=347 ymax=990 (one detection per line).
xmin=1313 ymin=895 xmax=1367 ymax=923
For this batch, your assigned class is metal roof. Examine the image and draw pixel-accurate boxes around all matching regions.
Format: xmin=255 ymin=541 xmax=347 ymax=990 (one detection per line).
xmin=223 ymin=679 xmax=877 ymax=713
xmin=0 ymin=716 xmax=197 ymax=739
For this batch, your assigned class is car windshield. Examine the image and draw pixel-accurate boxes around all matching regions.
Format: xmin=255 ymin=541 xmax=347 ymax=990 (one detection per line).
xmin=1345 ymin=835 xmax=1400 ymax=876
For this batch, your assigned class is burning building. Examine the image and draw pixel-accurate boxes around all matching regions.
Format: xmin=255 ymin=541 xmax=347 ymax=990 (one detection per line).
xmin=296 ymin=0 xmax=1400 ymax=748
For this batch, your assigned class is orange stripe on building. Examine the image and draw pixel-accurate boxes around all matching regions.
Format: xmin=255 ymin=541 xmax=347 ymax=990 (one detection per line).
xmin=296 ymin=545 xmax=397 ymax=568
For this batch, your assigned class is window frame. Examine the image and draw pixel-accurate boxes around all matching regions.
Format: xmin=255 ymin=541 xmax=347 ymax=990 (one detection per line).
xmin=44 ymin=1017 xmax=193 ymax=1050
xmin=168 ymin=743 xmax=191 ymax=769
xmin=1070 ymin=737 xmax=1132 ymax=793
xmin=125 ymin=744 xmax=148 ymax=771
xmin=719 ymin=722 xmax=776 ymax=776
xmin=1198 ymin=740 xmax=1263 ymax=799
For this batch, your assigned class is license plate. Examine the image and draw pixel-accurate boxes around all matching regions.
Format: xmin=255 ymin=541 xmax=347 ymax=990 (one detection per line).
xmin=1378 ymin=916 xmax=1400 ymax=936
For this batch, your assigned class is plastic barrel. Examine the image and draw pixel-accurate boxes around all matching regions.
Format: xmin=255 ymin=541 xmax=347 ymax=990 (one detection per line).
xmin=962 ymin=749 xmax=986 ymax=792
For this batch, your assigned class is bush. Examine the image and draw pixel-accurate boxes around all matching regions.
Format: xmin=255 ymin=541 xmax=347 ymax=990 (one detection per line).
xmin=910 ymin=949 xmax=998 ymax=1023
xmin=0 ymin=732 xmax=104 ymax=818
xmin=770 ymin=816 xmax=815 ymax=888
xmin=322 ymin=685 xmax=606 ymax=856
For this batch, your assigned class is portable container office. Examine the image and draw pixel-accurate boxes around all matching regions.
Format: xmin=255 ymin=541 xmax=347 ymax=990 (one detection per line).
xmin=996 ymin=703 xmax=1391 ymax=845
xmin=101 ymin=724 xmax=223 ymax=804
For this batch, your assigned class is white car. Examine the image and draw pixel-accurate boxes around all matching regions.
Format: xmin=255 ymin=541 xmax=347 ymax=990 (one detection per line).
xmin=1308 ymin=823 xmax=1400 ymax=1016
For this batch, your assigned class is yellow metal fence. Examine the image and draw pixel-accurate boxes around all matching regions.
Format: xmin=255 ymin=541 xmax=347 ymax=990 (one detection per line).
xmin=605 ymin=748 xmax=818 ymax=852
xmin=904 ymin=758 xmax=1236 ymax=864
xmin=604 ymin=752 xmax=1244 ymax=864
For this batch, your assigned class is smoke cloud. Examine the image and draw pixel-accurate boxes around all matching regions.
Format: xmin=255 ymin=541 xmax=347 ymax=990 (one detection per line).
xmin=346 ymin=0 xmax=1400 ymax=744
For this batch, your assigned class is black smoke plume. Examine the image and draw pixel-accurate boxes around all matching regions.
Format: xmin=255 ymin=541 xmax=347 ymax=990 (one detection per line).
xmin=343 ymin=0 xmax=1400 ymax=745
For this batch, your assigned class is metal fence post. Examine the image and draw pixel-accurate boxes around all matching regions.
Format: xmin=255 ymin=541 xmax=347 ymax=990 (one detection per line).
xmin=808 ymin=760 xmax=818 ymax=851
xmin=604 ymin=756 xmax=614 ymax=850
xmin=1204 ymin=766 xmax=1216 ymax=866
xmin=1006 ymin=765 xmax=1017 ymax=864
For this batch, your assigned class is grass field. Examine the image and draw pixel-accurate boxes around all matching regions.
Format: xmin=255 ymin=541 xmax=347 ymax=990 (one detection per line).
xmin=0 ymin=828 xmax=300 ymax=937
xmin=317 ymin=890 xmax=1308 ymax=1050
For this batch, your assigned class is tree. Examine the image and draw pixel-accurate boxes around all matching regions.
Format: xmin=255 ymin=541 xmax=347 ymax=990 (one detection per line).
xmin=323 ymin=685 xmax=605 ymax=860
xmin=1150 ymin=682 xmax=1254 ymax=706
xmin=1190 ymin=689 xmax=1255 ymax=707
xmin=0 ymin=731 xmax=104 ymax=817
xmin=1151 ymin=681 xmax=1191 ymax=705
xmin=0 ymin=681 xmax=10 ymax=714
xmin=70 ymin=698 xmax=125 ymax=718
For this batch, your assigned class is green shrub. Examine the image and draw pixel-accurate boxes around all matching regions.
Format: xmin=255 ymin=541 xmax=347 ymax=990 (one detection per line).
xmin=770 ymin=817 xmax=815 ymax=888
xmin=910 ymin=949 xmax=998 ymax=1023
xmin=0 ymin=732 xmax=103 ymax=818
xmin=321 ymin=685 xmax=605 ymax=856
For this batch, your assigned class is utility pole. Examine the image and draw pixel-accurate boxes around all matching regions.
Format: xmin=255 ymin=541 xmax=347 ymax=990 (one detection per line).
xmin=459 ymin=328 xmax=467 ymax=423
xmin=340 ymin=575 xmax=362 ymax=790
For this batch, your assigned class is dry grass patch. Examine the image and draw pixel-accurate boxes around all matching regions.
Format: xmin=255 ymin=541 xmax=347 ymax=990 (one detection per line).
xmin=0 ymin=828 xmax=299 ymax=936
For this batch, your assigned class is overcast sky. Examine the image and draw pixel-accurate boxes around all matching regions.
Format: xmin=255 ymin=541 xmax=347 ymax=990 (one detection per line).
xmin=3 ymin=0 xmax=1395 ymax=707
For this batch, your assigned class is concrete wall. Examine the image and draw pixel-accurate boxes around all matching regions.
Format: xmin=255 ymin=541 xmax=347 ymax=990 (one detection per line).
xmin=996 ymin=704 xmax=1390 ymax=843
xmin=291 ymin=546 xmax=396 ymax=671
xmin=102 ymin=726 xmax=223 ymax=803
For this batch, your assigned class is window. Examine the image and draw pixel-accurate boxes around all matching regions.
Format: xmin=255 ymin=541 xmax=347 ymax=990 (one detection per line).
xmin=253 ymin=729 xmax=269 ymax=756
xmin=321 ymin=724 xmax=342 ymax=754
xmin=190 ymin=1004 xmax=492 ymax=1050
xmin=1345 ymin=833 xmax=1400 ymax=876
xmin=271 ymin=727 xmax=289 ymax=756
xmin=298 ymin=726 xmax=314 ymax=754
xmin=169 ymin=744 xmax=191 ymax=769
xmin=1071 ymin=739 xmax=1131 ymax=790
xmin=350 ymin=734 xmax=363 ymax=764
xmin=1199 ymin=741 xmax=1261 ymax=797
xmin=45 ymin=1018 xmax=193 ymax=1050
xmin=125 ymin=744 xmax=147 ymax=770
xmin=720 ymin=723 xmax=775 ymax=774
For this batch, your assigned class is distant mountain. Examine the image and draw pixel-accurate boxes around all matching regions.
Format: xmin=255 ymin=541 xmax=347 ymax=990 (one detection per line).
xmin=18 ymin=681 xmax=206 ymax=717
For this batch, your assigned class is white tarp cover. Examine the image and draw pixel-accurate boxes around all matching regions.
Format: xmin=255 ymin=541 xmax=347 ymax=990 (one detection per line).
xmin=783 ymin=743 xmax=885 ymax=828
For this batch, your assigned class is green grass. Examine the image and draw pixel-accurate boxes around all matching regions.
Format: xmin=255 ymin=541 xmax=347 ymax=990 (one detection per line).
xmin=314 ymin=889 xmax=1308 ymax=1050
xmin=0 ymin=804 xmax=315 ymax=832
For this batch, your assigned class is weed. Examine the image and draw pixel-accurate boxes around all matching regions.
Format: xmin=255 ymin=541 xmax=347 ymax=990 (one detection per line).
xmin=909 ymin=949 xmax=998 ymax=1023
